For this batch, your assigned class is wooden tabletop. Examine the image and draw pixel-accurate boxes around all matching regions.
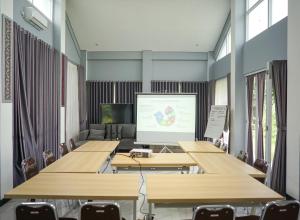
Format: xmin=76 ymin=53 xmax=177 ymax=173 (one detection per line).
xmin=190 ymin=153 xmax=266 ymax=178
xmin=178 ymin=141 xmax=224 ymax=153
xmin=41 ymin=152 xmax=110 ymax=173
xmin=5 ymin=173 xmax=139 ymax=200
xmin=74 ymin=141 xmax=119 ymax=152
xmin=146 ymin=174 xmax=284 ymax=204
xmin=111 ymin=153 xmax=197 ymax=168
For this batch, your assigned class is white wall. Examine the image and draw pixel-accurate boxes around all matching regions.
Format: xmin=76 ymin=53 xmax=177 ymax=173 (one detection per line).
xmin=287 ymin=0 xmax=300 ymax=199
xmin=0 ymin=0 xmax=13 ymax=199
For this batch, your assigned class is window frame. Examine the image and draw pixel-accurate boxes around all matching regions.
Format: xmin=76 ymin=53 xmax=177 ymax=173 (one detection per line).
xmin=216 ymin=28 xmax=231 ymax=61
xmin=246 ymin=0 xmax=287 ymax=41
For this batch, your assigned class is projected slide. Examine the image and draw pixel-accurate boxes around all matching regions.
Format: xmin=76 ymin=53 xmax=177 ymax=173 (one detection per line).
xmin=136 ymin=94 xmax=196 ymax=144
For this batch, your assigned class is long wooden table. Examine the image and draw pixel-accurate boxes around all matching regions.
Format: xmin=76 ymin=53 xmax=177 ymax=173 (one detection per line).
xmin=178 ymin=141 xmax=224 ymax=153
xmin=111 ymin=153 xmax=197 ymax=172
xmin=41 ymin=152 xmax=110 ymax=173
xmin=5 ymin=173 xmax=139 ymax=220
xmin=74 ymin=140 xmax=119 ymax=152
xmin=146 ymin=174 xmax=284 ymax=217
xmin=190 ymin=153 xmax=266 ymax=178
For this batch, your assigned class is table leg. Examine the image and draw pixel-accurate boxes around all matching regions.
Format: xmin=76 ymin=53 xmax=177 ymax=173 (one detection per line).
xmin=147 ymin=203 xmax=152 ymax=220
xmin=133 ymin=200 xmax=137 ymax=220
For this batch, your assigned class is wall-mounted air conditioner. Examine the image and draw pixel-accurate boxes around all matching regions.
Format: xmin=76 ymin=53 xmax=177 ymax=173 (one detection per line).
xmin=22 ymin=7 xmax=48 ymax=31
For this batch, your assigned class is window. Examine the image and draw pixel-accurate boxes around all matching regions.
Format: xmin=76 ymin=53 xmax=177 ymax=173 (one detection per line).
xmin=27 ymin=0 xmax=53 ymax=20
xmin=246 ymin=0 xmax=288 ymax=41
xmin=215 ymin=77 xmax=228 ymax=105
xmin=216 ymin=28 xmax=231 ymax=61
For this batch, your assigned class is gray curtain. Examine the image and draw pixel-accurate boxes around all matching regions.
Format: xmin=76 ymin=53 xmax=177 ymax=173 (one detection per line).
xmin=86 ymin=81 xmax=114 ymax=125
xmin=115 ymin=81 xmax=142 ymax=104
xmin=78 ymin=65 xmax=87 ymax=130
xmin=151 ymin=81 xmax=179 ymax=93
xmin=13 ymin=23 xmax=60 ymax=186
xmin=246 ymin=75 xmax=255 ymax=165
xmin=256 ymin=72 xmax=266 ymax=160
xmin=208 ymin=80 xmax=216 ymax=112
xmin=61 ymin=54 xmax=67 ymax=106
xmin=270 ymin=60 xmax=287 ymax=195
xmin=181 ymin=82 xmax=209 ymax=140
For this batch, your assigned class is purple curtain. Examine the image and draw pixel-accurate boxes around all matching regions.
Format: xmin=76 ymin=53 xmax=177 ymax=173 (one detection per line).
xmin=270 ymin=60 xmax=287 ymax=195
xmin=78 ymin=65 xmax=87 ymax=130
xmin=86 ymin=81 xmax=114 ymax=125
xmin=246 ymin=75 xmax=255 ymax=165
xmin=13 ymin=23 xmax=60 ymax=186
xmin=115 ymin=81 xmax=142 ymax=104
xmin=181 ymin=82 xmax=209 ymax=140
xmin=61 ymin=54 xmax=68 ymax=107
xmin=151 ymin=81 xmax=179 ymax=93
xmin=256 ymin=72 xmax=266 ymax=160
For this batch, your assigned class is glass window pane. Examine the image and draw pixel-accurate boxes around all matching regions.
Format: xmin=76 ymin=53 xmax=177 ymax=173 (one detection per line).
xmin=271 ymin=90 xmax=277 ymax=162
xmin=215 ymin=77 xmax=228 ymax=105
xmin=226 ymin=29 xmax=231 ymax=54
xmin=217 ymin=42 xmax=226 ymax=61
xmin=248 ymin=0 xmax=260 ymax=9
xmin=272 ymin=0 xmax=288 ymax=25
xmin=248 ymin=0 xmax=268 ymax=40
xmin=252 ymin=78 xmax=257 ymax=160
xmin=33 ymin=0 xmax=52 ymax=20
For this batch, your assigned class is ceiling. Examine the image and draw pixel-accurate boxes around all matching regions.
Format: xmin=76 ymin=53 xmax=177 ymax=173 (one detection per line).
xmin=66 ymin=0 xmax=230 ymax=52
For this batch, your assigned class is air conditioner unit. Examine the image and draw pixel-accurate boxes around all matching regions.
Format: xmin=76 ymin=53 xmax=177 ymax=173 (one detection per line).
xmin=22 ymin=7 xmax=48 ymax=31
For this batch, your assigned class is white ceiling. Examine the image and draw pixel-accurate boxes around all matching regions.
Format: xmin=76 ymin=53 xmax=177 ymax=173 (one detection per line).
xmin=66 ymin=0 xmax=230 ymax=52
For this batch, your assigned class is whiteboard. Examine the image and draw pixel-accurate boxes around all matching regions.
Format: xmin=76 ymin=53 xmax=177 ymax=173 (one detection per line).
xmin=204 ymin=105 xmax=227 ymax=139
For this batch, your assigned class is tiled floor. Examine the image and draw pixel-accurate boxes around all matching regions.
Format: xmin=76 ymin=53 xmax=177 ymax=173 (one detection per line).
xmin=0 ymin=160 xmax=262 ymax=220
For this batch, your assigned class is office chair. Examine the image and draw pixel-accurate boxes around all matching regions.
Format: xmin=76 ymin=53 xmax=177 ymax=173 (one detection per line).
xmin=21 ymin=157 xmax=39 ymax=181
xmin=69 ymin=138 xmax=77 ymax=151
xmin=80 ymin=202 xmax=125 ymax=220
xmin=43 ymin=150 xmax=56 ymax=167
xmin=16 ymin=202 xmax=77 ymax=220
xmin=253 ymin=158 xmax=269 ymax=184
xmin=236 ymin=150 xmax=248 ymax=162
xmin=59 ymin=143 xmax=69 ymax=157
xmin=260 ymin=200 xmax=300 ymax=220
xmin=192 ymin=205 xmax=235 ymax=220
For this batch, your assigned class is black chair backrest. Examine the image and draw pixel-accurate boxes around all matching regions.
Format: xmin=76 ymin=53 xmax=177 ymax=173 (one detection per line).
xmin=80 ymin=203 xmax=121 ymax=220
xmin=193 ymin=205 xmax=235 ymax=220
xmin=21 ymin=157 xmax=39 ymax=181
xmin=43 ymin=150 xmax=56 ymax=167
xmin=16 ymin=202 xmax=58 ymax=220
xmin=69 ymin=138 xmax=77 ymax=151
xmin=253 ymin=159 xmax=268 ymax=174
xmin=59 ymin=143 xmax=69 ymax=157
xmin=261 ymin=200 xmax=300 ymax=220
xmin=236 ymin=150 xmax=248 ymax=162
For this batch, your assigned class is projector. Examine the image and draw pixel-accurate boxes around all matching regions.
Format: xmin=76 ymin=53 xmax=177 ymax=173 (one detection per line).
xmin=130 ymin=149 xmax=153 ymax=158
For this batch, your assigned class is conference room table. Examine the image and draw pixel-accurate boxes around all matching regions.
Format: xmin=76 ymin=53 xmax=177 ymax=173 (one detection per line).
xmin=73 ymin=140 xmax=119 ymax=152
xmin=5 ymin=173 xmax=140 ymax=220
xmin=111 ymin=153 xmax=197 ymax=172
xmin=190 ymin=153 xmax=266 ymax=178
xmin=41 ymin=152 xmax=110 ymax=173
xmin=178 ymin=141 xmax=225 ymax=153
xmin=146 ymin=174 xmax=284 ymax=218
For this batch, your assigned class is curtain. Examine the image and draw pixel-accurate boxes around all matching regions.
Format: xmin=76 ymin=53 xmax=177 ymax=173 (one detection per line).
xmin=115 ymin=81 xmax=142 ymax=104
xmin=246 ymin=75 xmax=255 ymax=165
xmin=13 ymin=23 xmax=60 ymax=186
xmin=208 ymin=80 xmax=216 ymax=112
xmin=78 ymin=65 xmax=87 ymax=130
xmin=65 ymin=61 xmax=80 ymax=146
xmin=256 ymin=72 xmax=266 ymax=160
xmin=270 ymin=60 xmax=287 ymax=195
xmin=87 ymin=81 xmax=114 ymax=125
xmin=151 ymin=81 xmax=179 ymax=93
xmin=181 ymin=82 xmax=209 ymax=140
xmin=61 ymin=54 xmax=68 ymax=106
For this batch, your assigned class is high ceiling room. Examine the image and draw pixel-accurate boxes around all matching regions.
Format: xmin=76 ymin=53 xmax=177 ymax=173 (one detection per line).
xmin=0 ymin=0 xmax=299 ymax=220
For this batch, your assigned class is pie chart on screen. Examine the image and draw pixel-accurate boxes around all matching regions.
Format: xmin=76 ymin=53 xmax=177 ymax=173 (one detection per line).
xmin=154 ymin=106 xmax=176 ymax=126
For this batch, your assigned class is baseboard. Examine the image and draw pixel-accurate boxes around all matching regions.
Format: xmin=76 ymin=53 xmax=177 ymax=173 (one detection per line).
xmin=0 ymin=198 xmax=10 ymax=207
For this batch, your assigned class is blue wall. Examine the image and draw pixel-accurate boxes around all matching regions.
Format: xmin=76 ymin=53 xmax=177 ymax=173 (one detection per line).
xmin=13 ymin=0 xmax=53 ymax=45
xmin=243 ymin=17 xmax=287 ymax=74
xmin=210 ymin=17 xmax=287 ymax=79
xmin=65 ymin=14 xmax=81 ymax=64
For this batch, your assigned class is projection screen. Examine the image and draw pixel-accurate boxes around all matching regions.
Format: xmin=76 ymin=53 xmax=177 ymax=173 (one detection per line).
xmin=135 ymin=94 xmax=196 ymax=145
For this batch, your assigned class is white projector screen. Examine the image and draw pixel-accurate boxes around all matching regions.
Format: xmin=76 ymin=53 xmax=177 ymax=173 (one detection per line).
xmin=136 ymin=94 xmax=196 ymax=145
